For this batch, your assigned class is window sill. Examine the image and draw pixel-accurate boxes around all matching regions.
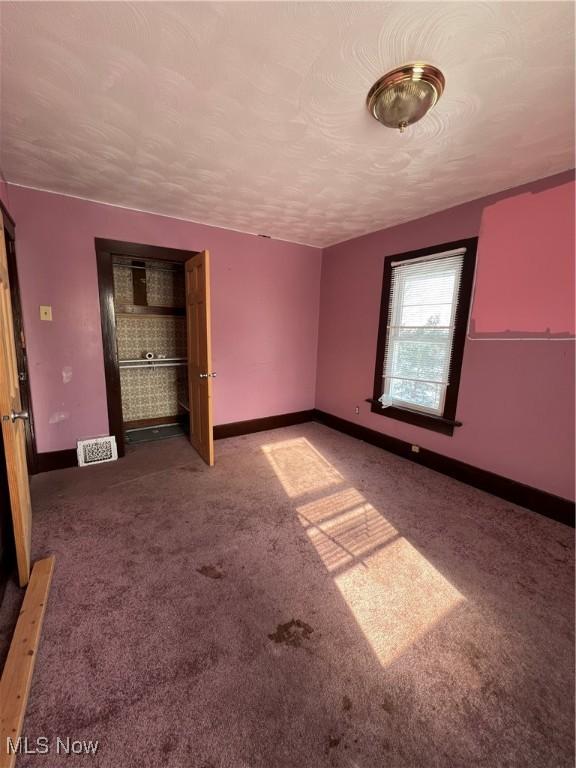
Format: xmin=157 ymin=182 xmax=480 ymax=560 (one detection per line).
xmin=366 ymin=400 xmax=462 ymax=436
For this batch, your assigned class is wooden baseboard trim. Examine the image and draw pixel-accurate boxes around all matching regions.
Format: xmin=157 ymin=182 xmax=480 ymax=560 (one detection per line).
xmin=312 ymin=409 xmax=575 ymax=528
xmin=0 ymin=556 xmax=55 ymax=768
xmin=214 ymin=410 xmax=315 ymax=440
xmin=36 ymin=411 xmax=315 ymax=471
xmin=36 ymin=449 xmax=77 ymax=474
xmin=33 ymin=410 xmax=573 ymax=527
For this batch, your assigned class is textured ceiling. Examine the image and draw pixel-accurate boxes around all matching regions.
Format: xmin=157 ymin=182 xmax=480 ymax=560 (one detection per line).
xmin=1 ymin=1 xmax=574 ymax=247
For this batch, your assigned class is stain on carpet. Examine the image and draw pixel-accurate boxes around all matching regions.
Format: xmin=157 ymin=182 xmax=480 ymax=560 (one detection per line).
xmin=268 ymin=619 xmax=314 ymax=647
xmin=326 ymin=735 xmax=341 ymax=754
xmin=161 ymin=736 xmax=179 ymax=755
xmin=381 ymin=697 xmax=395 ymax=714
xmin=342 ymin=695 xmax=353 ymax=712
xmin=328 ymin=735 xmax=341 ymax=749
xmin=197 ymin=565 xmax=224 ymax=579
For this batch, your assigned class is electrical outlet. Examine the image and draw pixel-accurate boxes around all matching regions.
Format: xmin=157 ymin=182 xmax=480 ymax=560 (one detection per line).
xmin=411 ymin=445 xmax=420 ymax=453
xmin=39 ymin=305 xmax=52 ymax=321
xmin=355 ymin=406 xmax=360 ymax=415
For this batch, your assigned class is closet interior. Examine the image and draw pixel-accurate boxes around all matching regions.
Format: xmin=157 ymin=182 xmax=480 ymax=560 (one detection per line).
xmin=112 ymin=257 xmax=189 ymax=445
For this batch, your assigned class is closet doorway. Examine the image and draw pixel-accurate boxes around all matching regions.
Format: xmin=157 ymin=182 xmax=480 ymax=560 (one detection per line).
xmin=95 ymin=239 xmax=214 ymax=465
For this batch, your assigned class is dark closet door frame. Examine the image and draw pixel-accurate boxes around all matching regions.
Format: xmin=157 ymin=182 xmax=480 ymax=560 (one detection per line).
xmin=1 ymin=200 xmax=38 ymax=474
xmin=95 ymin=238 xmax=198 ymax=458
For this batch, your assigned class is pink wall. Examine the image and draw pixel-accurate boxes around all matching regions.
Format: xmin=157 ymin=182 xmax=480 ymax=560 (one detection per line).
xmin=5 ymin=186 xmax=322 ymax=453
xmin=471 ymin=181 xmax=575 ymax=337
xmin=4 ymin=172 xmax=574 ymax=500
xmin=316 ymin=171 xmax=575 ymax=500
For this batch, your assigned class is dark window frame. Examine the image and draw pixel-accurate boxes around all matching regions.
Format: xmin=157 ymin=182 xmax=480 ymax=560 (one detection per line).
xmin=371 ymin=237 xmax=478 ymax=436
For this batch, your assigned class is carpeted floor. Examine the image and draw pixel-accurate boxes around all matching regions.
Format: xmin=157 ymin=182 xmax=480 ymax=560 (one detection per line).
xmin=0 ymin=423 xmax=574 ymax=767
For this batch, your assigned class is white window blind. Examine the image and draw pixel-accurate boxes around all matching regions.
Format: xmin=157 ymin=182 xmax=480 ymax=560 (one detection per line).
xmin=379 ymin=248 xmax=466 ymax=415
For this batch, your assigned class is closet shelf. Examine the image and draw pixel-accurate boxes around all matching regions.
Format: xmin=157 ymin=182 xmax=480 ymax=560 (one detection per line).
xmin=120 ymin=357 xmax=186 ymax=363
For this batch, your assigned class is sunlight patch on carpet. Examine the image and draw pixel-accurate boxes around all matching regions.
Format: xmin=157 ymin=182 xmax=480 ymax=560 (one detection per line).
xmin=262 ymin=437 xmax=343 ymax=498
xmin=297 ymin=488 xmax=398 ymax=572
xmin=334 ymin=536 xmax=464 ymax=666
xmin=263 ymin=437 xmax=465 ymax=667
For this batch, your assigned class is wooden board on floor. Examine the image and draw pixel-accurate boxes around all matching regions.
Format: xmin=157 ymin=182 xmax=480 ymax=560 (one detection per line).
xmin=0 ymin=556 xmax=55 ymax=768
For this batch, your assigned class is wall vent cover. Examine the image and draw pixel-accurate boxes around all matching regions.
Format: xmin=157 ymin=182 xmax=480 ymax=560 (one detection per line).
xmin=77 ymin=436 xmax=118 ymax=467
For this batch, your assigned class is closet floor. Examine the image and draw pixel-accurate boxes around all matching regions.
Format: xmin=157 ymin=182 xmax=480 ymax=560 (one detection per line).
xmin=125 ymin=423 xmax=186 ymax=444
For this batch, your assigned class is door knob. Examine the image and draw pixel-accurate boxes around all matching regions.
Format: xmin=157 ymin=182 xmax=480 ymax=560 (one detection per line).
xmin=10 ymin=410 xmax=29 ymax=422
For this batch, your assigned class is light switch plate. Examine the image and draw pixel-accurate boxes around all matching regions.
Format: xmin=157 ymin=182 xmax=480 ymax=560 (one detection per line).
xmin=40 ymin=305 xmax=52 ymax=321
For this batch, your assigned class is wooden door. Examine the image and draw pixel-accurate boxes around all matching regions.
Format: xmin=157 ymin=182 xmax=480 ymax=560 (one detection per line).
xmin=3 ymin=221 xmax=36 ymax=474
xmin=0 ymin=221 xmax=31 ymax=586
xmin=185 ymin=250 xmax=214 ymax=466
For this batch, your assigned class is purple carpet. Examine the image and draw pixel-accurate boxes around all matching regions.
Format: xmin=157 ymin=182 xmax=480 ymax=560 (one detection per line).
xmin=1 ymin=423 xmax=573 ymax=767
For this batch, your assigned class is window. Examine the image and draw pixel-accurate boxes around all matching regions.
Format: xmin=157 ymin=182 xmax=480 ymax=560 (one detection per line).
xmin=371 ymin=238 xmax=477 ymax=436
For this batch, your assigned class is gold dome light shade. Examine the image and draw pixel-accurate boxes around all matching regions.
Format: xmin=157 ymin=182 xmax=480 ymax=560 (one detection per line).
xmin=367 ymin=63 xmax=445 ymax=132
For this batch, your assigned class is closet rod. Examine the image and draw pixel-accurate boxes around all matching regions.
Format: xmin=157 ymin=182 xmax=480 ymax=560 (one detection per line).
xmin=119 ymin=361 xmax=187 ymax=369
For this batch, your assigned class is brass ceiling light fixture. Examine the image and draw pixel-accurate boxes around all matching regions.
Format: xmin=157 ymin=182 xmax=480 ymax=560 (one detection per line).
xmin=366 ymin=63 xmax=445 ymax=133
